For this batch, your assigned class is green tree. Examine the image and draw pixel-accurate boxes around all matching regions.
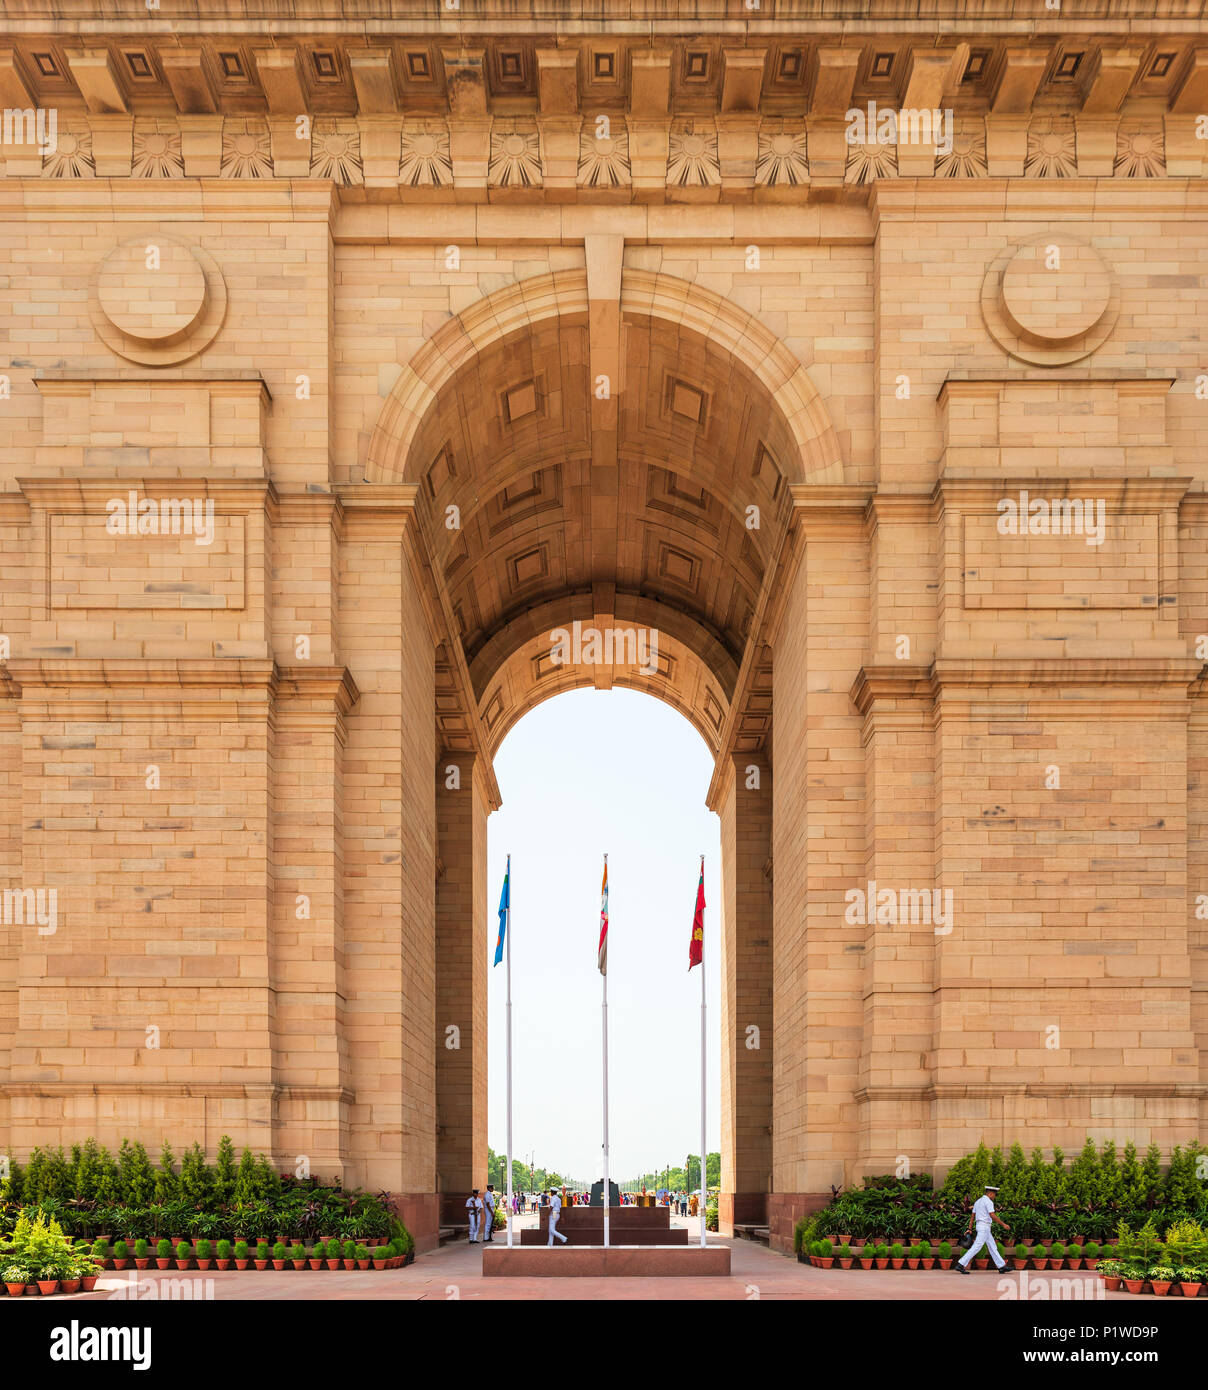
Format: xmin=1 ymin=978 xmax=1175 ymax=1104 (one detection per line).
xmin=997 ymin=1143 xmax=1028 ymax=1206
xmin=1162 ymin=1144 xmax=1200 ymax=1211
xmin=254 ymin=1153 xmax=280 ymax=1199
xmin=233 ymin=1147 xmax=258 ymax=1205
xmin=178 ymin=1142 xmax=211 ymax=1205
xmin=1068 ymin=1136 xmax=1099 ymax=1206
xmin=153 ymin=1143 xmax=178 ymax=1203
xmin=213 ymin=1135 xmax=237 ymax=1205
xmin=118 ymin=1140 xmax=155 ymax=1207
xmin=1140 ymin=1144 xmax=1163 ymax=1207
xmin=1097 ymin=1139 xmax=1121 ymax=1208
xmin=1119 ymin=1141 xmax=1144 ymax=1208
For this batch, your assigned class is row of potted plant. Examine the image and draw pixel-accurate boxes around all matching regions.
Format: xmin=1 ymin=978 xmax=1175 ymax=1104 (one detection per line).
xmin=804 ymin=1240 xmax=1116 ymax=1270
xmin=1098 ymin=1260 xmax=1206 ymax=1298
xmin=92 ymin=1237 xmax=414 ymax=1273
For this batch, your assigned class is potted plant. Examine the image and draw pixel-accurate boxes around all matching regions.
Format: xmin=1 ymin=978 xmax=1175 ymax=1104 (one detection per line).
xmin=36 ymin=1268 xmax=61 ymax=1296
xmin=355 ymin=1244 xmax=371 ymax=1270
xmin=1121 ymin=1261 xmax=1146 ymax=1295
xmin=1082 ymin=1241 xmax=1100 ymax=1269
xmin=1097 ymin=1257 xmax=1123 ymax=1291
xmin=905 ymin=1242 xmax=922 ymax=1270
xmin=174 ymin=1241 xmax=192 ymax=1271
xmin=1147 ymin=1265 xmax=1174 ymax=1296
xmin=1175 ymin=1265 xmax=1203 ymax=1299
xmin=272 ymin=1241 xmax=288 ymax=1270
xmin=3 ymin=1264 xmax=29 ymax=1297
xmin=874 ymin=1243 xmax=890 ymax=1270
xmin=1047 ymin=1241 xmax=1065 ymax=1269
xmin=920 ymin=1244 xmax=936 ymax=1270
xmin=1030 ymin=1245 xmax=1048 ymax=1271
xmin=1011 ymin=1242 xmax=1029 ymax=1270
xmin=111 ymin=1239 xmax=130 ymax=1271
xmin=1065 ymin=1243 xmax=1084 ymax=1271
xmin=308 ymin=1241 xmax=326 ymax=1270
xmin=341 ymin=1239 xmax=357 ymax=1270
xmin=154 ymin=1238 xmax=173 ymax=1270
xmin=326 ymin=1241 xmax=343 ymax=1271
xmin=858 ymin=1244 xmax=874 ymax=1269
xmin=215 ymin=1239 xmax=232 ymax=1271
xmin=253 ymin=1241 xmax=270 ymax=1271
xmin=290 ymin=1242 xmax=308 ymax=1271
xmin=132 ymin=1238 xmax=150 ymax=1270
xmin=194 ymin=1239 xmax=212 ymax=1270
xmin=936 ymin=1241 xmax=953 ymax=1270
xmin=233 ymin=1240 xmax=250 ymax=1271
xmin=837 ymin=1243 xmax=854 ymax=1270
xmin=91 ymin=1238 xmax=110 ymax=1269
xmin=372 ymin=1245 xmax=390 ymax=1270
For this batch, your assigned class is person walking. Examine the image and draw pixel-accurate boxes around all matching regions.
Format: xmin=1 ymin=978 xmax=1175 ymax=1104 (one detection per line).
xmin=483 ymin=1184 xmax=496 ymax=1242
xmin=547 ymin=1189 xmax=568 ymax=1246
xmin=466 ymin=1189 xmax=483 ymax=1243
xmin=955 ymin=1184 xmax=1009 ymax=1274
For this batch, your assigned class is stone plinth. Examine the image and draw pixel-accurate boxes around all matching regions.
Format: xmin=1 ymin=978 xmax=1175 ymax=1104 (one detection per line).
xmin=520 ymin=1205 xmax=688 ymax=1246
xmin=483 ymin=1244 xmax=731 ymax=1277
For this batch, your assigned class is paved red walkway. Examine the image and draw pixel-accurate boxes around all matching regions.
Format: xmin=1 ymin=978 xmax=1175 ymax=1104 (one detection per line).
xmin=58 ymin=1234 xmax=1152 ymax=1302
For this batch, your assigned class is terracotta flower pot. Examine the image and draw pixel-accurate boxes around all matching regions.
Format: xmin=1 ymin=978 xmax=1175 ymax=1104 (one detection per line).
xmin=858 ymin=1258 xmax=873 ymax=1269
xmin=326 ymin=1258 xmax=342 ymax=1270
xmin=1013 ymin=1258 xmax=1028 ymax=1269
xmin=1033 ymin=1258 xmax=1049 ymax=1270
xmin=890 ymin=1258 xmax=904 ymax=1269
xmin=60 ymin=1279 xmax=81 ymax=1294
xmin=272 ymin=1260 xmax=286 ymax=1270
xmin=291 ymin=1259 xmax=308 ymax=1270
xmin=196 ymin=1259 xmax=212 ymax=1270
xmin=838 ymin=1258 xmax=853 ymax=1269
xmin=80 ymin=1276 xmax=99 ymax=1292
xmin=906 ymin=1259 xmax=920 ymax=1269
xmin=1122 ymin=1278 xmax=1144 ymax=1294
xmin=174 ymin=1260 xmax=191 ymax=1271
xmin=215 ymin=1259 xmax=230 ymax=1270
xmin=308 ymin=1258 xmax=323 ymax=1270
xmin=155 ymin=1259 xmax=172 ymax=1270
xmin=1070 ymin=1236 xmax=1085 ymax=1247
xmin=356 ymin=1258 xmax=370 ymax=1270
xmin=922 ymin=1258 xmax=935 ymax=1270
xmin=1067 ymin=1258 xmax=1084 ymax=1270
xmin=1178 ymin=1282 xmax=1202 ymax=1298
xmin=974 ymin=1258 xmax=989 ymax=1269
xmin=253 ymin=1260 xmax=268 ymax=1271
xmin=1102 ymin=1276 xmax=1121 ymax=1291
xmin=37 ymin=1279 xmax=60 ymax=1295
xmin=874 ymin=1257 xmax=889 ymax=1269
xmin=112 ymin=1259 xmax=129 ymax=1271
xmin=817 ymin=1257 xmax=833 ymax=1269
xmin=1085 ymin=1258 xmax=1099 ymax=1269
xmin=134 ymin=1259 xmax=150 ymax=1270
xmin=234 ymin=1259 xmax=249 ymax=1270
xmin=1150 ymin=1281 xmax=1171 ymax=1296
xmin=373 ymin=1257 xmax=388 ymax=1270
xmin=5 ymin=1282 xmax=25 ymax=1297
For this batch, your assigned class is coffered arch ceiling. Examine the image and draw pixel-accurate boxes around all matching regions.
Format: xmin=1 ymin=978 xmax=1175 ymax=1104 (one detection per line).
xmin=375 ymin=269 xmax=837 ymax=764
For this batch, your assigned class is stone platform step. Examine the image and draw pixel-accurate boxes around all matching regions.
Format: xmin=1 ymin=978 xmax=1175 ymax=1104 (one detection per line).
xmin=519 ymin=1226 xmax=689 ymax=1246
xmin=484 ymin=1244 xmax=731 ymax=1277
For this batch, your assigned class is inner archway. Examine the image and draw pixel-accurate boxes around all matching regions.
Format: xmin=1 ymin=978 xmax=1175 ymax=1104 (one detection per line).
xmin=483 ymin=687 xmax=722 ymax=1201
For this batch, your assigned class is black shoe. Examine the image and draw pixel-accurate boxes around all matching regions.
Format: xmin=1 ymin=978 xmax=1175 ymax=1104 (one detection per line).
xmin=955 ymin=1263 xmax=971 ymax=1275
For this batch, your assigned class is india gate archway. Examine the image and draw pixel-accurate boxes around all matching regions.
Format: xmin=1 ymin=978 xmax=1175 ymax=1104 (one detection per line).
xmin=0 ymin=1 xmax=1205 ymax=1259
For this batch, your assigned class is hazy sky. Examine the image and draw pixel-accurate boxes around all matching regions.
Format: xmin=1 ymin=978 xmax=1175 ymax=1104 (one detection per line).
xmin=486 ymin=687 xmax=722 ymax=1186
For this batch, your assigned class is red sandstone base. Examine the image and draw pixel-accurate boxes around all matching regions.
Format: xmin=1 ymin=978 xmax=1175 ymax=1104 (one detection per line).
xmin=482 ymin=1244 xmax=732 ymax=1277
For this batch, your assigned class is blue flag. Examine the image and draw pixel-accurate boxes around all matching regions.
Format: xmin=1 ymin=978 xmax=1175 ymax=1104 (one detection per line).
xmin=494 ymin=857 xmax=510 ymax=966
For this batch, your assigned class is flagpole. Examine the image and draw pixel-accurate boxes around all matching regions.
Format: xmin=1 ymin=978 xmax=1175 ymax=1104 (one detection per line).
xmin=602 ymin=852 xmax=610 ymax=1250
xmin=505 ymin=853 xmax=514 ymax=1249
xmin=699 ymin=853 xmax=707 ymax=1248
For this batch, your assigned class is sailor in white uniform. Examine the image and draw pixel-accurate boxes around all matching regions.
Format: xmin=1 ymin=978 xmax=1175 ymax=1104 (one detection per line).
xmin=956 ymin=1183 xmax=1009 ymax=1273
xmin=466 ymin=1188 xmax=483 ymax=1243
xmin=547 ymin=1189 xmax=568 ymax=1246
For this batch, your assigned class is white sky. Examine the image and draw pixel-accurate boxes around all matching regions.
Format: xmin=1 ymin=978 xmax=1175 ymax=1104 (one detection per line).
xmin=486 ymin=687 xmax=722 ymax=1186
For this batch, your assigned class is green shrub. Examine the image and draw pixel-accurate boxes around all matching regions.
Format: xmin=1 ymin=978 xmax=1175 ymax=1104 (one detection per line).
xmin=155 ymin=1239 xmax=171 ymax=1259
xmin=216 ymin=1239 xmax=231 ymax=1259
xmin=233 ymin=1240 xmax=249 ymax=1260
xmin=112 ymin=1240 xmax=128 ymax=1259
xmin=174 ymin=1241 xmax=191 ymax=1260
xmin=290 ymin=1242 xmax=306 ymax=1261
xmin=272 ymin=1242 xmax=287 ymax=1259
xmin=889 ymin=1242 xmax=904 ymax=1259
xmin=343 ymin=1239 xmax=356 ymax=1259
xmin=133 ymin=1238 xmax=148 ymax=1258
xmin=195 ymin=1239 xmax=211 ymax=1259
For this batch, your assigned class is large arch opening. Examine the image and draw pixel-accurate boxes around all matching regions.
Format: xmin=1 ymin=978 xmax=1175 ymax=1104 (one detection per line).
xmin=379 ymin=267 xmax=828 ymax=1233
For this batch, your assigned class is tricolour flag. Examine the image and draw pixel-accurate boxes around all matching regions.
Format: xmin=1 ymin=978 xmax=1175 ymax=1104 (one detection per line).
xmin=597 ymin=858 xmax=608 ymax=975
xmin=494 ymin=856 xmax=510 ymax=966
xmin=688 ymin=859 xmax=705 ymax=969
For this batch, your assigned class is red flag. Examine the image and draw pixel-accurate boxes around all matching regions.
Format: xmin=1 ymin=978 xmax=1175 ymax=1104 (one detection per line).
xmin=597 ymin=858 xmax=608 ymax=975
xmin=688 ymin=859 xmax=704 ymax=969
